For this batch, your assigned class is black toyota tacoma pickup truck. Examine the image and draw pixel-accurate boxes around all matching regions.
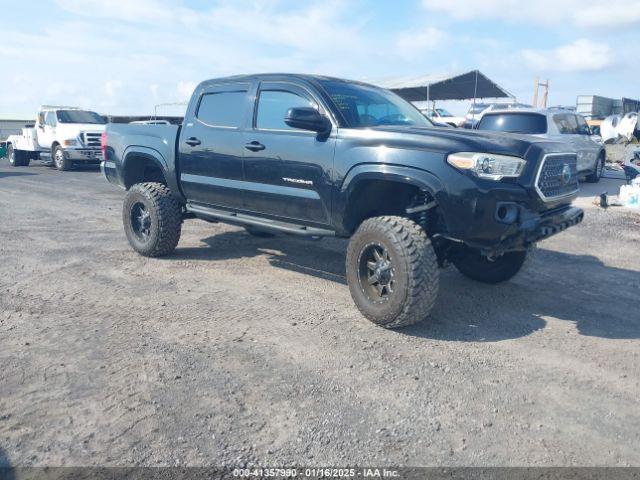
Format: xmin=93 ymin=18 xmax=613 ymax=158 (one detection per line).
xmin=101 ymin=74 xmax=583 ymax=328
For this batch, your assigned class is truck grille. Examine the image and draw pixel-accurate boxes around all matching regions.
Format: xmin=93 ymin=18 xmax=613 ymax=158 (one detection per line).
xmin=82 ymin=132 xmax=102 ymax=148
xmin=535 ymin=153 xmax=579 ymax=201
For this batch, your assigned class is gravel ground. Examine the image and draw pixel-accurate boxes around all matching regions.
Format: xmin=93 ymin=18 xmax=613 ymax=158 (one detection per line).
xmin=1 ymin=161 xmax=639 ymax=467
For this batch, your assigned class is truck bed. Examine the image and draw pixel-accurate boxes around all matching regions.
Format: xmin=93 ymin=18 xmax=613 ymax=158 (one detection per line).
xmin=102 ymin=123 xmax=180 ymax=190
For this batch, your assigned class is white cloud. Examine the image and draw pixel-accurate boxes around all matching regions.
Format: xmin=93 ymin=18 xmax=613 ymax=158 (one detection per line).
xmin=104 ymin=80 xmax=123 ymax=97
xmin=55 ymin=0 xmax=174 ymax=24
xmin=522 ymin=39 xmax=614 ymax=72
xmin=176 ymin=81 xmax=196 ymax=101
xmin=421 ymin=0 xmax=640 ymax=27
xmin=396 ymin=27 xmax=448 ymax=58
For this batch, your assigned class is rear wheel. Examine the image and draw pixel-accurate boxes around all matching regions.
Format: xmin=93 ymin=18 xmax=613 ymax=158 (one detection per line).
xmin=346 ymin=216 xmax=439 ymax=329
xmin=585 ymin=153 xmax=605 ymax=183
xmin=452 ymin=247 xmax=527 ymax=284
xmin=7 ymin=144 xmax=28 ymax=167
xmin=123 ymin=182 xmax=183 ymax=257
xmin=53 ymin=145 xmax=72 ymax=171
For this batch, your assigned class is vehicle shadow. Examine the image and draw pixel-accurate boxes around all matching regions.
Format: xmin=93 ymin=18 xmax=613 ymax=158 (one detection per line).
xmin=0 ymin=447 xmax=14 ymax=480
xmin=0 ymin=171 xmax=38 ymax=179
xmin=170 ymin=230 xmax=640 ymax=341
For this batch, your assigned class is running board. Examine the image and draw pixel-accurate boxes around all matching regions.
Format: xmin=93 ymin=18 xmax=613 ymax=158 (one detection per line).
xmin=186 ymin=204 xmax=335 ymax=237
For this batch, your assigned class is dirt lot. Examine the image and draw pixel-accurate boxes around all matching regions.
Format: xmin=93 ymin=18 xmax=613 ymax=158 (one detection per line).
xmin=1 ymin=161 xmax=639 ymax=467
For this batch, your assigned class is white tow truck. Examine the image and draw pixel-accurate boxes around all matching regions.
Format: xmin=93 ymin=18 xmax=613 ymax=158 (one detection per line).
xmin=5 ymin=106 xmax=106 ymax=171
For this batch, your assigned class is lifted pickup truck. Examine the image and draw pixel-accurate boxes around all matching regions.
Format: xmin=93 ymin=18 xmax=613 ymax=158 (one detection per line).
xmin=102 ymin=74 xmax=583 ymax=328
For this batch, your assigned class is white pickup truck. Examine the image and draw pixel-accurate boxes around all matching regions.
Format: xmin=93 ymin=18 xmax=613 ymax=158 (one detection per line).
xmin=5 ymin=106 xmax=106 ymax=171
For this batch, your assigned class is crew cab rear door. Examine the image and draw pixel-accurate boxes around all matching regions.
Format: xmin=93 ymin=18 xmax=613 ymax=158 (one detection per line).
xmin=242 ymin=81 xmax=335 ymax=225
xmin=178 ymin=82 xmax=251 ymax=210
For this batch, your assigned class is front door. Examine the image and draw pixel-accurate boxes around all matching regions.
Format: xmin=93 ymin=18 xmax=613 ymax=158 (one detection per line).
xmin=178 ymin=83 xmax=251 ymax=210
xmin=242 ymin=82 xmax=335 ymax=225
xmin=37 ymin=111 xmax=56 ymax=150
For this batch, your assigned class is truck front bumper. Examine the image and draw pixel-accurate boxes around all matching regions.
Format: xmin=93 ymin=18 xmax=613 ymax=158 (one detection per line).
xmin=64 ymin=148 xmax=103 ymax=162
xmin=450 ymin=203 xmax=584 ymax=256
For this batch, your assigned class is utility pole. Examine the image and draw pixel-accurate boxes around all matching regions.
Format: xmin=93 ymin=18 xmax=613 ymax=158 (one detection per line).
xmin=532 ymin=77 xmax=550 ymax=108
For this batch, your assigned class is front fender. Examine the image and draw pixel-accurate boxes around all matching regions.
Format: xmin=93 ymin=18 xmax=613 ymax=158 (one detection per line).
xmin=333 ymin=163 xmax=447 ymax=235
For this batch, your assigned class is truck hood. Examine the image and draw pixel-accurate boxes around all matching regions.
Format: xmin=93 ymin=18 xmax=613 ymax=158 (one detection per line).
xmin=56 ymin=123 xmax=106 ymax=137
xmin=367 ymin=125 xmax=563 ymax=159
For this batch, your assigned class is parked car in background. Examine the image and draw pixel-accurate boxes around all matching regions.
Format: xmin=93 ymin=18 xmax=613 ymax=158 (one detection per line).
xmin=476 ymin=109 xmax=606 ymax=182
xmin=101 ymin=73 xmax=583 ymax=329
xmin=421 ymin=107 xmax=464 ymax=127
xmin=5 ymin=106 xmax=106 ymax=170
xmin=462 ymin=102 xmax=532 ymax=128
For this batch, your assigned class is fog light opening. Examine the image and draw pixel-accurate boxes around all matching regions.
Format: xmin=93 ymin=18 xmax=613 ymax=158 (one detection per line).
xmin=495 ymin=203 xmax=519 ymax=224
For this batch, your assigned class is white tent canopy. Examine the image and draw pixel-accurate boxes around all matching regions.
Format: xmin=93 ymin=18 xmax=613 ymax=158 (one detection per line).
xmin=376 ymin=70 xmax=514 ymax=103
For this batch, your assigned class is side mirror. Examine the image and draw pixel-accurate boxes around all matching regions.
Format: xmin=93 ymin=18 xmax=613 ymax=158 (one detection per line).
xmin=284 ymin=107 xmax=330 ymax=134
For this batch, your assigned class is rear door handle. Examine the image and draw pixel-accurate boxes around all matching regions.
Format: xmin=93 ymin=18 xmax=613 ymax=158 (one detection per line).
xmin=185 ymin=137 xmax=201 ymax=146
xmin=244 ymin=141 xmax=265 ymax=152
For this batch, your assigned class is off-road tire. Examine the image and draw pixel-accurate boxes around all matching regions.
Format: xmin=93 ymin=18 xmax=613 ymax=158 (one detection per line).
xmin=53 ymin=145 xmax=72 ymax=171
xmin=585 ymin=152 xmax=605 ymax=183
xmin=346 ymin=216 xmax=439 ymax=329
xmin=7 ymin=144 xmax=28 ymax=167
xmin=452 ymin=247 xmax=528 ymax=284
xmin=123 ymin=182 xmax=183 ymax=257
xmin=244 ymin=226 xmax=276 ymax=238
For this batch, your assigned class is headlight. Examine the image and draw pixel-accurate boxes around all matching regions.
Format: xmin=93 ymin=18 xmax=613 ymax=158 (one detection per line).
xmin=447 ymin=152 xmax=526 ymax=180
xmin=62 ymin=139 xmax=78 ymax=147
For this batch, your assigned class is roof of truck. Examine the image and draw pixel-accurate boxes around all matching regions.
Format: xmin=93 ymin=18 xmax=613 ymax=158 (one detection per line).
xmin=198 ymin=73 xmax=377 ymax=88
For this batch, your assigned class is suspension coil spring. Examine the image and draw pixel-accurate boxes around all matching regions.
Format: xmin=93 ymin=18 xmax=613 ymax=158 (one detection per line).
xmin=415 ymin=190 xmax=431 ymax=229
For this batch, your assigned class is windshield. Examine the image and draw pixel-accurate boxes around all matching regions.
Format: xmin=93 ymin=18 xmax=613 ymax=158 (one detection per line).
xmin=56 ymin=110 xmax=106 ymax=124
xmin=318 ymin=80 xmax=433 ymax=128
xmin=477 ymin=113 xmax=547 ymax=134
xmin=436 ymin=108 xmax=452 ymax=117
xmin=469 ymin=104 xmax=489 ymax=114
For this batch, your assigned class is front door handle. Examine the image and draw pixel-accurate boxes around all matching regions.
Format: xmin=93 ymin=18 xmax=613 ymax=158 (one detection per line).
xmin=185 ymin=137 xmax=201 ymax=146
xmin=244 ymin=141 xmax=265 ymax=152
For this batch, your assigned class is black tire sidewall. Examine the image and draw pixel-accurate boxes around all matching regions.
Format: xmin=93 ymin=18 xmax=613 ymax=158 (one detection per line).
xmin=453 ymin=248 xmax=527 ymax=284
xmin=123 ymin=188 xmax=160 ymax=255
xmin=347 ymin=224 xmax=410 ymax=325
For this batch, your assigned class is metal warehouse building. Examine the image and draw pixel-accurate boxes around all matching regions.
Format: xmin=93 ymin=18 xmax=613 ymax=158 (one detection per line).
xmin=0 ymin=118 xmax=31 ymax=142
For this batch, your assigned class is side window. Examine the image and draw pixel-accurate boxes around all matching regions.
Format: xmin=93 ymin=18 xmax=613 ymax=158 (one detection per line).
xmin=575 ymin=115 xmax=590 ymax=135
xmin=44 ymin=111 xmax=56 ymax=127
xmin=256 ymin=90 xmax=316 ymax=130
xmin=553 ymin=114 xmax=578 ymax=134
xmin=196 ymin=91 xmax=246 ymax=127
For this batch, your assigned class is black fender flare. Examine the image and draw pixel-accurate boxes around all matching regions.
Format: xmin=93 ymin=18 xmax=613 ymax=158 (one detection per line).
xmin=340 ymin=163 xmax=445 ymax=199
xmin=121 ymin=146 xmax=185 ymax=202
xmin=336 ymin=163 xmax=447 ymax=234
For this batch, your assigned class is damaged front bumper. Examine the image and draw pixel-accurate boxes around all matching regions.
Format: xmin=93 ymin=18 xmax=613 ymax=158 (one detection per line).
xmin=481 ymin=205 xmax=584 ymax=257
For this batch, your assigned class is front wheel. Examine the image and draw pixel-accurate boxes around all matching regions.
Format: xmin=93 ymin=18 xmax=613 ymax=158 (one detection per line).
xmin=123 ymin=182 xmax=183 ymax=257
xmin=452 ymin=247 xmax=528 ymax=284
xmin=346 ymin=216 xmax=439 ymax=329
xmin=585 ymin=153 xmax=605 ymax=183
xmin=53 ymin=145 xmax=72 ymax=171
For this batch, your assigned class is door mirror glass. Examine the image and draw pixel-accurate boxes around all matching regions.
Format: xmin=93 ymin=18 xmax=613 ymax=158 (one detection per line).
xmin=284 ymin=107 xmax=330 ymax=133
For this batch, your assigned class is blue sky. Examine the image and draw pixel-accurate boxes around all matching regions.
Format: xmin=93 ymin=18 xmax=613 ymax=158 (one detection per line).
xmin=1 ymin=0 xmax=639 ymax=117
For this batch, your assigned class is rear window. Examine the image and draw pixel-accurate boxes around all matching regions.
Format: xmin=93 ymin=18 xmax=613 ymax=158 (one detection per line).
xmin=477 ymin=113 xmax=547 ymax=134
xmin=196 ymin=91 xmax=246 ymax=127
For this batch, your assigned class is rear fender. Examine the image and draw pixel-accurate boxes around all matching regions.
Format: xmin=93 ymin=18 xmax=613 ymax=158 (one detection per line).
xmin=122 ymin=146 xmax=185 ymax=202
